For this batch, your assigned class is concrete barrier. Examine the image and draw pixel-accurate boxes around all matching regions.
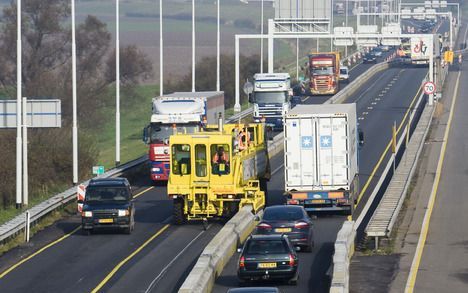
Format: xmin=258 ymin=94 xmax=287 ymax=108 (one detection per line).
xmin=330 ymin=221 xmax=355 ymax=293
xmin=178 ymin=206 xmax=259 ymax=293
xmin=326 ymin=62 xmax=389 ymax=105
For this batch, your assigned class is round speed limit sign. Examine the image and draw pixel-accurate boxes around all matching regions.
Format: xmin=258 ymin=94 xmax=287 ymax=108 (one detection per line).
xmin=423 ymin=81 xmax=436 ymax=95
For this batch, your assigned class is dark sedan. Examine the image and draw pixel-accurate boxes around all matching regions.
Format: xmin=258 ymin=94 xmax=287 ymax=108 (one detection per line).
xmin=363 ymin=53 xmax=377 ymax=63
xmin=254 ymin=205 xmax=314 ymax=252
xmin=237 ymin=235 xmax=299 ymax=285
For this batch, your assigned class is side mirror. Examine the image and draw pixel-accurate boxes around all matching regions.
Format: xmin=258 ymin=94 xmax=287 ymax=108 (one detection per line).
xmin=248 ymin=93 xmax=253 ymax=103
xmin=358 ymin=129 xmax=364 ymax=146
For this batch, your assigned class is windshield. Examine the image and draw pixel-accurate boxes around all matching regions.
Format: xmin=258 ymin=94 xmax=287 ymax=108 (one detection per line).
xmin=311 ymin=66 xmax=334 ymax=75
xmin=340 ymin=69 xmax=348 ymax=75
xmin=246 ymin=239 xmax=288 ymax=254
xmin=149 ymin=123 xmax=199 ymax=144
xmin=253 ymin=91 xmax=288 ymax=104
xmin=85 ymin=187 xmax=130 ymax=203
xmin=263 ymin=207 xmax=304 ymax=221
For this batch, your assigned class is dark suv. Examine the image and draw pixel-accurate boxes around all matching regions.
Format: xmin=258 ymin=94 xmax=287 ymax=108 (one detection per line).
xmin=79 ymin=178 xmax=135 ymax=235
xmin=237 ymin=234 xmax=299 ymax=285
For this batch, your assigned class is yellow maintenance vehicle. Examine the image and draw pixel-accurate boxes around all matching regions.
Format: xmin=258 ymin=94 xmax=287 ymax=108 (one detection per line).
xmin=167 ymin=118 xmax=271 ymax=224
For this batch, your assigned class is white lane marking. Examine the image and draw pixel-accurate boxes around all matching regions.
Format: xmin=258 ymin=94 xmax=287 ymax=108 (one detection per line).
xmin=379 ymin=93 xmax=384 ymax=97
xmin=375 ymin=97 xmax=381 ymax=101
xmin=272 ymin=164 xmax=284 ymax=176
xmin=371 ymin=102 xmax=377 ymax=105
xmin=368 ymin=106 xmax=373 ymax=110
xmin=358 ymin=117 xmax=365 ymax=120
xmin=144 ymin=224 xmax=213 ymax=293
xmin=363 ymin=111 xmax=369 ymax=115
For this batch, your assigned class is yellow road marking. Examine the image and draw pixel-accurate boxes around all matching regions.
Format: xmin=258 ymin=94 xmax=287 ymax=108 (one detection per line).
xmin=356 ymin=85 xmax=423 ymax=204
xmin=133 ymin=186 xmax=154 ymax=199
xmin=0 ymin=226 xmax=81 ymax=279
xmin=91 ymin=224 xmax=170 ymax=293
xmin=405 ymin=70 xmax=462 ymax=293
xmin=0 ymin=186 xmax=154 ymax=279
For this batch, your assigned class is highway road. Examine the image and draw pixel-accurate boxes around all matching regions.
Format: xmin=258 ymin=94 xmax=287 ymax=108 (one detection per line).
xmin=212 ymin=20 xmax=451 ymax=292
xmin=212 ymin=64 xmax=428 ymax=292
xmin=0 ymin=51 xmax=392 ymax=293
xmin=405 ymin=30 xmax=468 ymax=293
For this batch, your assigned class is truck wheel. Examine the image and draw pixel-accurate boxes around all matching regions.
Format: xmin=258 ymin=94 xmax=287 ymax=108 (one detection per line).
xmin=173 ymin=198 xmax=186 ymax=225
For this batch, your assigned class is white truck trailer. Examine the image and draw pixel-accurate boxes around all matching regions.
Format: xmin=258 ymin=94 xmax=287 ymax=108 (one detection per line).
xmin=143 ymin=91 xmax=224 ymax=182
xmin=283 ymin=103 xmax=359 ymax=214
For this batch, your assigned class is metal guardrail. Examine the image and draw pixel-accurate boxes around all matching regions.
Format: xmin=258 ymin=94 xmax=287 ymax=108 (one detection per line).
xmin=0 ymin=107 xmax=254 ymax=244
xmin=365 ymin=90 xmax=432 ymax=245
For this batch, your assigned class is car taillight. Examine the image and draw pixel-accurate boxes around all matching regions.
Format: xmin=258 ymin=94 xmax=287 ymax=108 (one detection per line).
xmin=257 ymin=223 xmax=272 ymax=230
xmin=239 ymin=256 xmax=245 ymax=268
xmin=289 ymin=254 xmax=295 ymax=266
xmin=295 ymin=221 xmax=309 ymax=229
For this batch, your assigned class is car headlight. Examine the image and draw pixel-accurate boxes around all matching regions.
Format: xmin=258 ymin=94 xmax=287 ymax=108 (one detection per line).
xmin=118 ymin=209 xmax=130 ymax=217
xmin=152 ymin=167 xmax=161 ymax=172
xmin=82 ymin=211 xmax=93 ymax=218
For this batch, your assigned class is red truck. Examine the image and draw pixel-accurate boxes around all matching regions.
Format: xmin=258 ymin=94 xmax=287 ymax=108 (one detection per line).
xmin=142 ymin=91 xmax=224 ymax=182
xmin=307 ymin=52 xmax=340 ymax=95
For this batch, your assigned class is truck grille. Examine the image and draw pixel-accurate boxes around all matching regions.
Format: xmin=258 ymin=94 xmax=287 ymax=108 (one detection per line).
xmin=258 ymin=106 xmax=283 ymax=117
xmin=314 ymin=79 xmax=331 ymax=90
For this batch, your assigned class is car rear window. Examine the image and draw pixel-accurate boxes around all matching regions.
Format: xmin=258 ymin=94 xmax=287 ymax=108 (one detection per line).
xmin=263 ymin=208 xmax=303 ymax=221
xmin=246 ymin=240 xmax=288 ymax=254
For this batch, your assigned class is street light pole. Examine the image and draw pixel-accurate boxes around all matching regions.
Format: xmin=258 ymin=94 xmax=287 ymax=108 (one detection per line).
xmin=260 ymin=0 xmax=264 ymax=73
xmin=116 ymin=0 xmax=120 ymax=166
xmin=216 ymin=0 xmax=220 ymax=91
xmin=71 ymin=0 xmax=78 ymax=184
xmin=192 ymin=0 xmax=195 ymax=92
xmin=16 ymin=0 xmax=22 ymax=208
xmin=160 ymin=0 xmax=163 ymax=96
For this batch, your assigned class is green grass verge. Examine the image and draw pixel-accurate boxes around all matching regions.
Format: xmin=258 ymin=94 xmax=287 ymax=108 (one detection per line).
xmin=94 ymin=84 xmax=158 ymax=170
xmin=0 ymin=183 xmax=69 ymax=226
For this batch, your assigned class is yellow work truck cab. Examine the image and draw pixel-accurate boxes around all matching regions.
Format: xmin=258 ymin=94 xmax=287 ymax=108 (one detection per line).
xmin=168 ymin=122 xmax=270 ymax=224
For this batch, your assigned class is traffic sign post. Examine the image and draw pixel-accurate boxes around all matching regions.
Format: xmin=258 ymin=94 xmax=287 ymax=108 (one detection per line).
xmin=424 ymin=81 xmax=436 ymax=106
xmin=92 ymin=166 xmax=105 ymax=176
xmin=423 ymin=81 xmax=436 ymax=95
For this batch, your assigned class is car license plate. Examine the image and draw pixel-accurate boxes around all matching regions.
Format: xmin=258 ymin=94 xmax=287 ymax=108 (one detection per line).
xmin=258 ymin=262 xmax=277 ymax=268
xmin=99 ymin=218 xmax=113 ymax=223
xmin=311 ymin=199 xmax=326 ymax=204
xmin=275 ymin=228 xmax=292 ymax=233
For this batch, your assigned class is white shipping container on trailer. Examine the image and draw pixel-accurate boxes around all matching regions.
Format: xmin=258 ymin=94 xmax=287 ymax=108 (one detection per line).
xmin=283 ymin=103 xmax=359 ymax=214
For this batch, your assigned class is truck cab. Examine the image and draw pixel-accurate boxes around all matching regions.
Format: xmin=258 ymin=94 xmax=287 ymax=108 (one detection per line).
xmin=249 ymin=73 xmax=292 ymax=130
xmin=308 ymin=52 xmax=340 ymax=95
xmin=79 ymin=178 xmax=135 ymax=235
